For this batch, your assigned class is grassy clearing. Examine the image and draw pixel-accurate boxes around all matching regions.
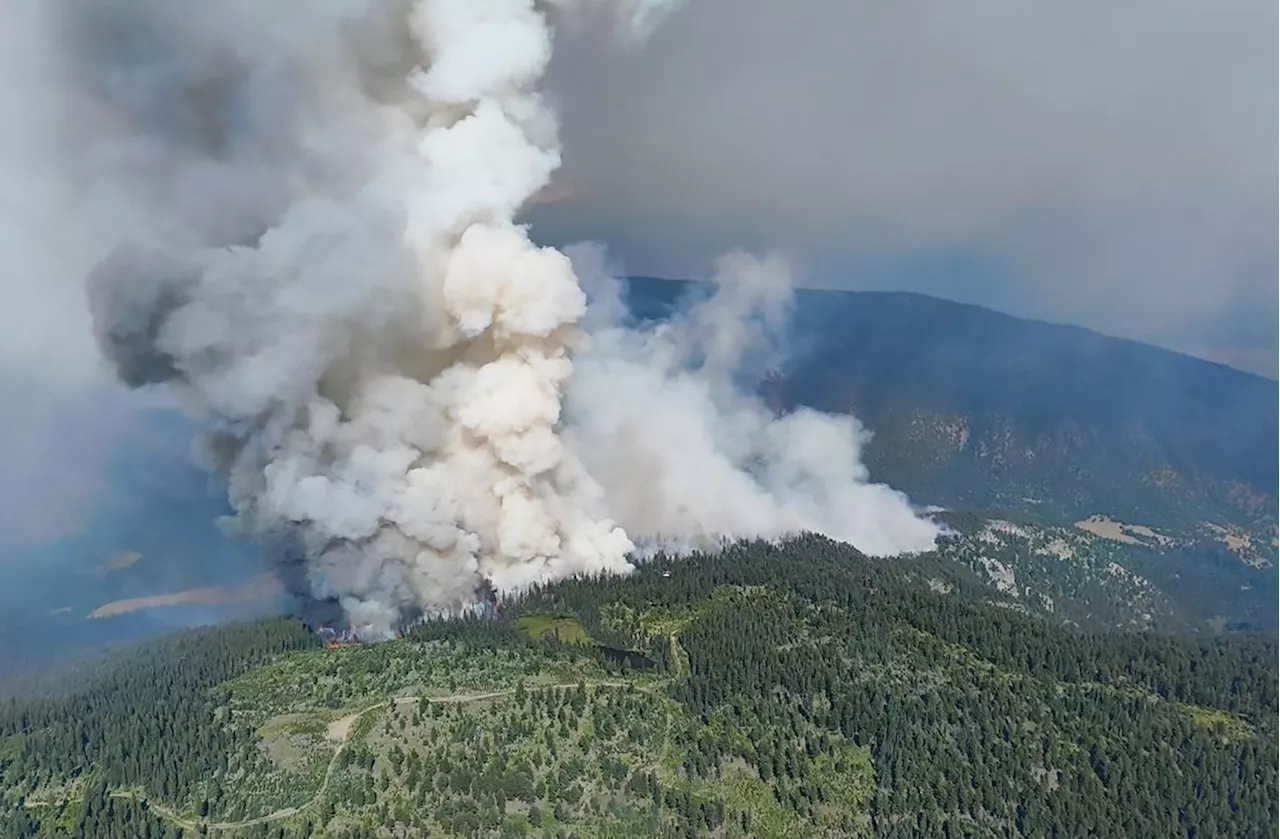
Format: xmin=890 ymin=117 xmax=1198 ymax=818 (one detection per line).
xmin=514 ymin=614 xmax=595 ymax=646
xmin=259 ymin=712 xmax=333 ymax=772
xmin=1184 ymin=705 xmax=1254 ymax=742
xmin=16 ymin=777 xmax=85 ymax=810
xmin=598 ymin=585 xmax=776 ymax=679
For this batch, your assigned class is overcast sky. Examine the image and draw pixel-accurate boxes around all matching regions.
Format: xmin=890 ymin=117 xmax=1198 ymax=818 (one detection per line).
xmin=0 ymin=0 xmax=1274 ymax=559
xmin=535 ymin=0 xmax=1277 ymax=375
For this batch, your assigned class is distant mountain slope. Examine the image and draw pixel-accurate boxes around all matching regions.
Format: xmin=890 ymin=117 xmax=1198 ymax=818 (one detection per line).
xmin=623 ymin=277 xmax=1277 ymax=633
xmin=624 ymin=278 xmax=1278 ymax=541
xmin=787 ymin=290 xmax=1276 ymax=532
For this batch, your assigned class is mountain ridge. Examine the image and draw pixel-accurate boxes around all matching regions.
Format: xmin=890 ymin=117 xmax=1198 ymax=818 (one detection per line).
xmin=630 ymin=278 xmax=1277 ymax=380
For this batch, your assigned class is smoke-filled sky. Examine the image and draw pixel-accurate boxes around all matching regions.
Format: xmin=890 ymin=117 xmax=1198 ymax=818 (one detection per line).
xmin=4 ymin=0 xmax=1273 ymax=391
xmin=534 ymin=0 xmax=1278 ymax=376
xmin=0 ymin=0 xmax=1274 ymax=609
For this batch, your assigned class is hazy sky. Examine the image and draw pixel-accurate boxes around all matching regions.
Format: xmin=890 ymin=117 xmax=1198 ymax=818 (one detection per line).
xmin=0 ymin=0 xmax=1274 ymax=558
xmin=534 ymin=0 xmax=1277 ymax=375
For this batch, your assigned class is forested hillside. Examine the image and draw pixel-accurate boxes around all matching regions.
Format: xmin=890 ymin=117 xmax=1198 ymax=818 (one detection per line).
xmin=2 ymin=538 xmax=1274 ymax=838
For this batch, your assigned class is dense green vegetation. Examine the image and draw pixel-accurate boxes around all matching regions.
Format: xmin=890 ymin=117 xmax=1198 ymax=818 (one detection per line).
xmin=0 ymin=618 xmax=319 ymax=837
xmin=2 ymin=537 xmax=1275 ymax=837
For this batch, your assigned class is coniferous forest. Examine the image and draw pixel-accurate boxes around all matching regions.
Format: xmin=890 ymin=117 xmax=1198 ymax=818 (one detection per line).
xmin=1 ymin=536 xmax=1275 ymax=838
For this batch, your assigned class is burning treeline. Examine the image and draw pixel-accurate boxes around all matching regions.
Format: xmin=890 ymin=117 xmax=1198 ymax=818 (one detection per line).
xmin=320 ymin=577 xmax=501 ymax=648
xmin=63 ymin=0 xmax=938 ymax=637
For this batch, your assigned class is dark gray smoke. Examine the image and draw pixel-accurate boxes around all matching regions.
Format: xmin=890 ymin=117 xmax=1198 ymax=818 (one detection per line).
xmin=86 ymin=246 xmax=196 ymax=388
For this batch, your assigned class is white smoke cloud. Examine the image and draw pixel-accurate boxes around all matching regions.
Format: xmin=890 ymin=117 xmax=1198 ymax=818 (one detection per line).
xmin=566 ymin=247 xmax=939 ymax=556
xmin=24 ymin=0 xmax=937 ymax=637
xmin=544 ymin=0 xmax=688 ymax=44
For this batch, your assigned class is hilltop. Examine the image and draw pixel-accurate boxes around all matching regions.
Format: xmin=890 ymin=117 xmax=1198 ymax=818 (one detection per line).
xmin=2 ymin=538 xmax=1275 ymax=838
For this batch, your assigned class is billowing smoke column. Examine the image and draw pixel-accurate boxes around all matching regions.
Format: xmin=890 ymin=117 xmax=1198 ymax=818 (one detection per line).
xmin=566 ymin=247 xmax=941 ymax=557
xmin=65 ymin=0 xmax=938 ymax=636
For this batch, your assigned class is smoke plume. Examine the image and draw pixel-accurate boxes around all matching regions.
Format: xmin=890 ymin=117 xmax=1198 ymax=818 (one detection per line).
xmin=567 ymin=247 xmax=940 ymax=557
xmin=51 ymin=0 xmax=937 ymax=635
